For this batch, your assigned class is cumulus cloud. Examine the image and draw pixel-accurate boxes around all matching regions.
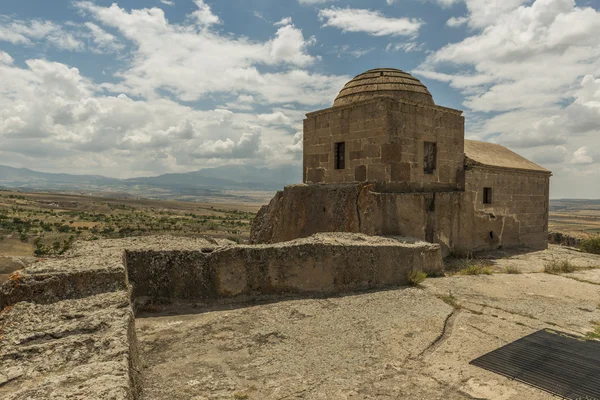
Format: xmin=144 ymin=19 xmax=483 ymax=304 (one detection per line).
xmin=318 ymin=7 xmax=423 ymax=37
xmin=434 ymin=0 xmax=531 ymax=28
xmin=446 ymin=16 xmax=468 ymax=27
xmin=571 ymin=146 xmax=600 ymax=165
xmin=74 ymin=1 xmax=342 ymax=105
xmin=0 ymin=16 xmax=85 ymax=51
xmin=0 ymin=55 xmax=306 ymax=177
xmin=84 ymin=22 xmax=124 ymax=53
xmin=418 ymin=0 xmax=600 ymax=196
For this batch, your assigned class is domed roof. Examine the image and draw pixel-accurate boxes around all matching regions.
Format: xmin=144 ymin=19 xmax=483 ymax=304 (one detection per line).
xmin=333 ymin=68 xmax=434 ymax=107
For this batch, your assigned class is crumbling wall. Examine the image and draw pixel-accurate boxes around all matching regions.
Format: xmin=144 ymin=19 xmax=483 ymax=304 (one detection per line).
xmin=125 ymin=233 xmax=443 ymax=303
xmin=250 ymin=181 xmax=548 ymax=256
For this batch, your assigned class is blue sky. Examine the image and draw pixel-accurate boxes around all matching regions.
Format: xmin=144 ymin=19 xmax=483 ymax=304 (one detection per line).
xmin=0 ymin=0 xmax=599 ymax=198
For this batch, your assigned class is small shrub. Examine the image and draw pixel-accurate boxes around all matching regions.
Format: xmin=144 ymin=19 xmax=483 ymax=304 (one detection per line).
xmin=19 ymin=232 xmax=28 ymax=242
xmin=459 ymin=264 xmax=493 ymax=275
xmin=504 ymin=266 xmax=522 ymax=274
xmin=586 ymin=321 xmax=600 ymax=340
xmin=544 ymin=258 xmax=577 ymax=274
xmin=233 ymin=393 xmax=249 ymax=400
xmin=580 ymin=236 xmax=600 ymax=255
xmin=438 ymin=292 xmax=461 ymax=309
xmin=407 ymin=269 xmax=427 ymax=286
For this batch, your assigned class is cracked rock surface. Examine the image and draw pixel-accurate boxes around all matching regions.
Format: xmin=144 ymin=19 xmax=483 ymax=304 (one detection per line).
xmin=137 ymin=258 xmax=600 ymax=400
xmin=0 ymin=291 xmax=140 ymax=400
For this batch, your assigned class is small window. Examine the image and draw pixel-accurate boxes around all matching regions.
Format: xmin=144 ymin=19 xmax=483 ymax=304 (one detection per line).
xmin=334 ymin=142 xmax=345 ymax=170
xmin=483 ymin=187 xmax=493 ymax=204
xmin=423 ymin=142 xmax=437 ymax=174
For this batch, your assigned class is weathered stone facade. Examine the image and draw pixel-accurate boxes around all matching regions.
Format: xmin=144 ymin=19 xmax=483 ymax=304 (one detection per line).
xmin=253 ymin=67 xmax=552 ymax=255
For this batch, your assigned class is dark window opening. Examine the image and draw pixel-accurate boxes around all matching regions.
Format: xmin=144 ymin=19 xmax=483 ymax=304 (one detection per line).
xmin=424 ymin=142 xmax=437 ymax=174
xmin=489 ymin=231 xmax=494 ymax=239
xmin=426 ymin=197 xmax=435 ymax=212
xmin=483 ymin=187 xmax=493 ymax=204
xmin=334 ymin=142 xmax=345 ymax=170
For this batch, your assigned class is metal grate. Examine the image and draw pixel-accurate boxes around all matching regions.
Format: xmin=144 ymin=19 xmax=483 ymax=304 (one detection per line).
xmin=470 ymin=329 xmax=600 ymax=399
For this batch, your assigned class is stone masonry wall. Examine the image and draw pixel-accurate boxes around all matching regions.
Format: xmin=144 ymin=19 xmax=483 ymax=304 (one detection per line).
xmin=125 ymin=233 xmax=443 ymax=303
xmin=250 ymin=182 xmax=549 ymax=256
xmin=303 ymin=97 xmax=464 ymax=189
xmin=465 ymin=166 xmax=550 ymax=250
xmin=386 ymin=101 xmax=464 ymax=189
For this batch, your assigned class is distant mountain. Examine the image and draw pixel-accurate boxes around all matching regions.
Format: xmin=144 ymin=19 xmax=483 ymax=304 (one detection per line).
xmin=0 ymin=164 xmax=301 ymax=201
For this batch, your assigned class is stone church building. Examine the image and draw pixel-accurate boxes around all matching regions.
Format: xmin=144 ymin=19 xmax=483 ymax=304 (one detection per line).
xmin=251 ymin=68 xmax=551 ymax=256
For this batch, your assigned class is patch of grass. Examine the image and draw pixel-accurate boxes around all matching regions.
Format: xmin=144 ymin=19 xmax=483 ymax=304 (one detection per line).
xmin=438 ymin=292 xmax=461 ymax=309
xmin=544 ymin=258 xmax=577 ymax=274
xmin=407 ymin=269 xmax=427 ymax=286
xmin=459 ymin=263 xmax=493 ymax=275
xmin=585 ymin=321 xmax=600 ymax=340
xmin=504 ymin=266 xmax=522 ymax=274
xmin=446 ymin=256 xmax=494 ymax=275
xmin=580 ymin=236 xmax=600 ymax=255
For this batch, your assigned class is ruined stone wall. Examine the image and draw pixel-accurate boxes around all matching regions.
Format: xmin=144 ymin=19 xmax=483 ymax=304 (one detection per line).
xmin=303 ymin=98 xmax=464 ymax=187
xmin=464 ymin=166 xmax=550 ymax=250
xmin=125 ymin=233 xmax=443 ymax=303
xmin=250 ymin=181 xmax=549 ymax=256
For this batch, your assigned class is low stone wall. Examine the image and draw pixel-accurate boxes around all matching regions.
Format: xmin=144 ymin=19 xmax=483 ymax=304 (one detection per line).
xmin=125 ymin=233 xmax=443 ymax=303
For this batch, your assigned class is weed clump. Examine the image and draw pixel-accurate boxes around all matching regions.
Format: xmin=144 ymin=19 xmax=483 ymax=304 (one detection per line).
xmin=459 ymin=263 xmax=493 ymax=275
xmin=580 ymin=236 xmax=600 ymax=255
xmin=407 ymin=269 xmax=427 ymax=286
xmin=585 ymin=321 xmax=600 ymax=340
xmin=544 ymin=258 xmax=577 ymax=274
xmin=504 ymin=266 xmax=522 ymax=274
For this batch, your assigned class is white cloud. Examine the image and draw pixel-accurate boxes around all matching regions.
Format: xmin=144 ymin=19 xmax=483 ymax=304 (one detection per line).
xmin=160 ymin=0 xmax=175 ymax=5
xmin=0 ymin=51 xmax=13 ymax=65
xmin=274 ymin=17 xmax=293 ymax=26
xmin=0 ymin=55 xmax=309 ymax=177
xmin=0 ymin=17 xmax=85 ymax=51
xmin=318 ymin=7 xmax=423 ymax=37
xmin=191 ymin=0 xmax=221 ymax=27
xmin=74 ymin=1 xmax=342 ymax=105
xmin=434 ymin=0 xmax=531 ymax=28
xmin=571 ymin=146 xmax=599 ymax=165
xmin=419 ymin=0 xmax=600 ymax=197
xmin=334 ymin=45 xmax=374 ymax=58
xmin=386 ymin=42 xmax=425 ymax=53
xmin=84 ymin=22 xmax=124 ymax=53
xmin=446 ymin=16 xmax=468 ymax=27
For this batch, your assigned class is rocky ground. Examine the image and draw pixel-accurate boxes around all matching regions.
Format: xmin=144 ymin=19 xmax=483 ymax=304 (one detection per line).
xmin=136 ymin=245 xmax=600 ymax=400
xmin=2 ymin=236 xmax=600 ymax=400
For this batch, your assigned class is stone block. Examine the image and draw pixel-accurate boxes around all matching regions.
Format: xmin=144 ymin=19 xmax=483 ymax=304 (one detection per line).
xmin=305 ymin=154 xmax=321 ymax=169
xmin=390 ymin=162 xmax=411 ymax=182
xmin=381 ymin=143 xmax=403 ymax=163
xmin=349 ymin=150 xmax=366 ymax=160
xmin=307 ymin=168 xmax=325 ymax=183
xmin=365 ymin=144 xmax=381 ymax=158
xmin=355 ymin=165 xmax=367 ymax=181
xmin=367 ymin=164 xmax=387 ymax=181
